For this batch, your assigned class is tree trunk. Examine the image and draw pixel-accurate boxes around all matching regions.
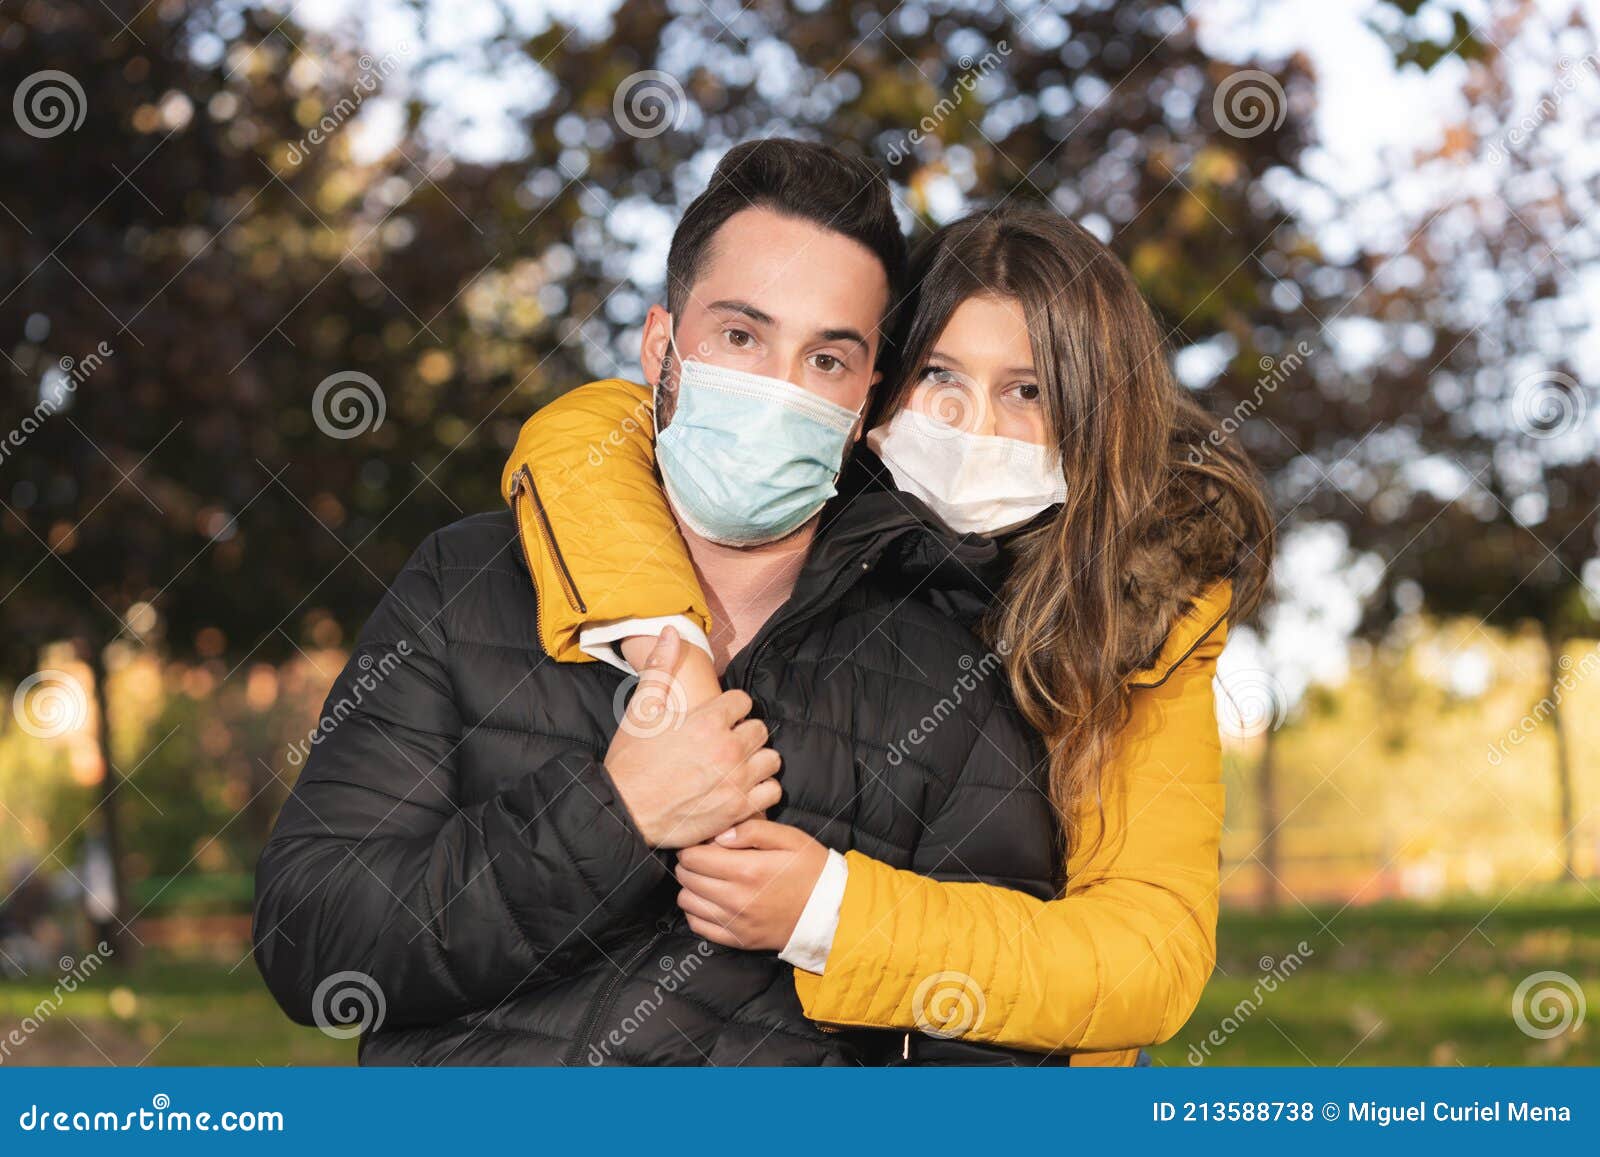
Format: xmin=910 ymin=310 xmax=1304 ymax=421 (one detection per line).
xmin=83 ymin=638 xmax=131 ymax=963
xmin=1257 ymin=724 xmax=1283 ymax=911
xmin=1543 ymin=625 xmax=1580 ymax=882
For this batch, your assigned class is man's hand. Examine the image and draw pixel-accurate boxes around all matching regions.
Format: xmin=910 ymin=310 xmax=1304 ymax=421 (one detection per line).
xmin=674 ymin=820 xmax=829 ymax=950
xmin=618 ymin=630 xmax=722 ymax=708
xmin=604 ymin=629 xmax=781 ymax=849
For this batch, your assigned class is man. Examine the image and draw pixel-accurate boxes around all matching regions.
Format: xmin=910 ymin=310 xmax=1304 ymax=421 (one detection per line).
xmin=253 ymin=139 xmax=1057 ymax=1064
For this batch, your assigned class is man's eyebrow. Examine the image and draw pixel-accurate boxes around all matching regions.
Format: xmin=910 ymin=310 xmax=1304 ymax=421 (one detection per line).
xmin=706 ymin=299 xmax=775 ymax=326
xmin=817 ymin=327 xmax=869 ymax=349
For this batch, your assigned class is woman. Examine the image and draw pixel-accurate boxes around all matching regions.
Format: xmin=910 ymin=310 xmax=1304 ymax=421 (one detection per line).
xmin=500 ymin=204 xmax=1272 ymax=1062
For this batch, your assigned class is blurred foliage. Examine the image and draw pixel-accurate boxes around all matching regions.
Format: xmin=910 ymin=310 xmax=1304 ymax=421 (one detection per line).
xmin=4 ymin=0 xmax=1600 ymax=936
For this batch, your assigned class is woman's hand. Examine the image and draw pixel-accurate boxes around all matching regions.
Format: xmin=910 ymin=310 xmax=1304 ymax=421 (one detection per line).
xmin=674 ymin=820 xmax=829 ymax=950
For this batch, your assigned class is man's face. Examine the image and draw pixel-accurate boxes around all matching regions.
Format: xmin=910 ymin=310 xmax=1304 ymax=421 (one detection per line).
xmin=642 ymin=207 xmax=889 ymax=429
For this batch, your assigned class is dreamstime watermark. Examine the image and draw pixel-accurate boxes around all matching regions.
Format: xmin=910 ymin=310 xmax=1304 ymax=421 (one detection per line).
xmin=1511 ymin=970 xmax=1587 ymax=1040
xmin=884 ymin=43 xmax=1011 ymax=166
xmin=284 ymin=47 xmax=408 ymax=166
xmin=612 ymin=665 xmax=689 ymax=739
xmin=885 ymin=642 xmax=1010 ymax=767
xmin=585 ymin=941 xmax=717 ymax=1064
xmin=16 ymin=1094 xmax=283 ymax=1133
xmin=585 ymin=388 xmax=656 ymax=467
xmin=0 ymin=342 xmax=114 ymax=468
xmin=1486 ymin=54 xmax=1600 ymax=164
xmin=1509 ymin=370 xmax=1587 ymax=440
xmin=14 ymin=70 xmax=87 ymax=139
xmin=312 ymin=970 xmax=386 ymax=1039
xmin=0 ymin=943 xmax=114 ymax=1065
xmin=912 ymin=970 xmax=987 ymax=1038
xmin=311 ymin=370 xmax=386 ymax=439
xmin=12 ymin=669 xmax=91 ymax=739
xmin=1213 ymin=69 xmax=1287 ymax=139
xmin=1185 ymin=941 xmax=1314 ymax=1065
xmin=1486 ymin=643 xmax=1600 ymax=766
xmin=613 ymin=70 xmax=686 ymax=139
xmin=1187 ymin=341 xmax=1311 ymax=466
xmin=286 ymin=641 xmax=412 ymax=766
xmin=1213 ymin=668 xmax=1289 ymax=739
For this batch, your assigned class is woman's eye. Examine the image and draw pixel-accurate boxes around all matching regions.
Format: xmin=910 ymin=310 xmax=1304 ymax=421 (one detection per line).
xmin=920 ymin=366 xmax=955 ymax=384
xmin=812 ymin=353 xmax=841 ymax=374
xmin=1011 ymin=381 xmax=1041 ymax=402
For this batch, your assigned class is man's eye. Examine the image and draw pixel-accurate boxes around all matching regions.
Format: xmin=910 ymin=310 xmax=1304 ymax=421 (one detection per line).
xmin=726 ymin=329 xmax=753 ymax=348
xmin=813 ymin=354 xmax=841 ymax=373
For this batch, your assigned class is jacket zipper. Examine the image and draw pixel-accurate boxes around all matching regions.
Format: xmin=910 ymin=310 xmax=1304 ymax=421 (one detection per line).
xmin=565 ymin=930 xmax=664 ymax=1066
xmin=510 ymin=466 xmax=587 ymax=614
xmin=732 ymin=554 xmax=877 ymax=693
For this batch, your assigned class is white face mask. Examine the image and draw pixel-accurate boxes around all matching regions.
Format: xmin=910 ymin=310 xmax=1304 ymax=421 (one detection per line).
xmin=867 ymin=409 xmax=1067 ymax=537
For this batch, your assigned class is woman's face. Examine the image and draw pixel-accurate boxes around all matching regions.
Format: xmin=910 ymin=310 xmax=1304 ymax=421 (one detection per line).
xmin=904 ymin=293 xmax=1049 ymax=445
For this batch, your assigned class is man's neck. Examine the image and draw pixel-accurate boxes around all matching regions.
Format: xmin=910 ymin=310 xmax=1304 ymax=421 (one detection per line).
xmin=678 ymin=518 xmax=817 ymax=674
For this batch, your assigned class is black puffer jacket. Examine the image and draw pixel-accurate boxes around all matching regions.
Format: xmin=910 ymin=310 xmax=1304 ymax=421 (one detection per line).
xmin=253 ymin=480 xmax=1059 ymax=1065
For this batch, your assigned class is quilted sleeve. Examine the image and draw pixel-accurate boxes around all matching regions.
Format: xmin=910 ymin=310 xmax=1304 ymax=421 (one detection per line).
xmin=499 ymin=378 xmax=711 ymax=663
xmin=252 ymin=532 xmax=676 ymax=1030
xmin=792 ymin=583 xmax=1232 ymax=1057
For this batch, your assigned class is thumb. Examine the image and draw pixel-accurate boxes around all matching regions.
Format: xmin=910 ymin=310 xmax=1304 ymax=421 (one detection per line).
xmin=712 ymin=818 xmax=794 ymax=850
xmin=639 ymin=626 xmax=681 ymax=674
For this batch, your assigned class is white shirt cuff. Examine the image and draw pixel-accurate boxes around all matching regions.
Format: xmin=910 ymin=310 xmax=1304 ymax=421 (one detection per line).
xmin=778 ymin=849 xmax=848 ymax=975
xmin=577 ymin=615 xmax=713 ymax=674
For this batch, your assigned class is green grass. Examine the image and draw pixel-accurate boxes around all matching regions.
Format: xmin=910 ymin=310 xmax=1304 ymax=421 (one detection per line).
xmin=1150 ymin=884 xmax=1600 ymax=1067
xmin=0 ymin=951 xmax=351 ymax=1066
xmin=2 ymin=886 xmax=1594 ymax=1066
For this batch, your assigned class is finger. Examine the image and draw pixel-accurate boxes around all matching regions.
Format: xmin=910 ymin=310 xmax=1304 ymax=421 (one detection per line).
xmin=676 ymin=844 xmax=742 ymax=880
xmin=714 ymin=817 xmax=790 ymax=849
xmin=730 ymin=717 xmax=769 ymax=758
xmin=685 ymin=914 xmax=742 ymax=948
xmin=737 ymin=746 xmax=782 ymax=789
xmin=639 ymin=626 xmax=681 ymax=672
xmin=743 ymin=778 xmax=782 ymax=817
xmin=676 ymin=887 xmax=732 ymax=923
xmin=709 ymin=688 xmax=754 ymax=727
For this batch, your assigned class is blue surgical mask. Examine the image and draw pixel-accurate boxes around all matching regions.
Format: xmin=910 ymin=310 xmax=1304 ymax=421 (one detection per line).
xmin=655 ymin=335 xmax=860 ymax=546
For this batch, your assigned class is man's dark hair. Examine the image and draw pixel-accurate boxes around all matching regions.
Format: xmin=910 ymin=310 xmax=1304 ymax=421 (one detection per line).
xmin=664 ymin=138 xmax=906 ymax=321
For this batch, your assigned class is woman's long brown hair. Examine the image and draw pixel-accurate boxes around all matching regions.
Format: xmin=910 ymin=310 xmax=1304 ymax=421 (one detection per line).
xmin=880 ymin=205 xmax=1274 ymax=854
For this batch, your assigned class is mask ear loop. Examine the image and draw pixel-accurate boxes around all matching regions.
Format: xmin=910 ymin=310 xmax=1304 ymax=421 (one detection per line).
xmin=655 ymin=318 xmax=686 ymax=440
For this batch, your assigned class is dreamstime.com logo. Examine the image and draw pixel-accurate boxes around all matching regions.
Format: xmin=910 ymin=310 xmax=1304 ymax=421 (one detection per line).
xmin=312 ymin=970 xmax=387 ymax=1039
xmin=17 ymin=1094 xmax=283 ymax=1134
xmin=312 ymin=370 xmax=386 ymax=439
xmin=1213 ymin=668 xmax=1289 ymax=738
xmin=1185 ymin=942 xmax=1314 ymax=1065
xmin=912 ymin=970 xmax=986 ymax=1039
xmin=284 ymin=46 xmax=409 ymax=166
xmin=613 ymin=70 xmax=686 ymax=139
xmin=14 ymin=70 xmax=87 ymax=138
xmin=285 ymin=641 xmax=412 ymax=766
xmin=1510 ymin=370 xmax=1587 ymax=440
xmin=886 ymin=643 xmax=1010 ymax=767
xmin=883 ymin=43 xmax=1011 ymax=166
xmin=1511 ymin=970 xmax=1587 ymax=1040
xmin=0 ymin=341 xmax=115 ymax=468
xmin=12 ymin=669 xmax=90 ymax=739
xmin=612 ymin=666 xmax=689 ymax=739
xmin=0 ymin=943 xmax=114 ymax=1065
xmin=1213 ymin=69 xmax=1287 ymax=139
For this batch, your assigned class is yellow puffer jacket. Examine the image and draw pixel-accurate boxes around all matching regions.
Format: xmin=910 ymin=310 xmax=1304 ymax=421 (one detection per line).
xmin=501 ymin=379 xmax=1229 ymax=1063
